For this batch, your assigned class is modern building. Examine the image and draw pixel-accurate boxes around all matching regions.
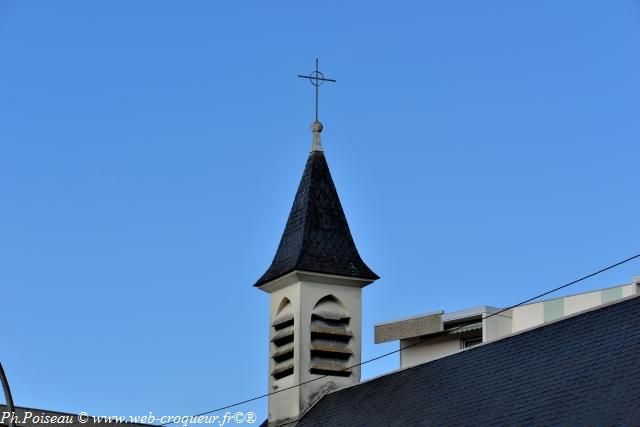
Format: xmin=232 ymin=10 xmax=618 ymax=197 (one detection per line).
xmin=375 ymin=278 xmax=640 ymax=369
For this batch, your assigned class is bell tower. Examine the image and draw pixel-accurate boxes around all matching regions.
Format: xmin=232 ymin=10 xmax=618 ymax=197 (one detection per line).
xmin=254 ymin=118 xmax=378 ymax=426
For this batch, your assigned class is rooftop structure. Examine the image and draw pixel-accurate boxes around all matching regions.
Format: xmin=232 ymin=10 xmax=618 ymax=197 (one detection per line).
xmin=375 ymin=277 xmax=640 ymax=369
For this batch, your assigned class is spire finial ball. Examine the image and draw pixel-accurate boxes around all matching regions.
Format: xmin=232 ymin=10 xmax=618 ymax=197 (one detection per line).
xmin=311 ymin=121 xmax=323 ymax=133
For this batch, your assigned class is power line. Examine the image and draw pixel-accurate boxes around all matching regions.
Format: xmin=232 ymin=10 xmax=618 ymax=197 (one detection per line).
xmin=159 ymin=252 xmax=640 ymax=426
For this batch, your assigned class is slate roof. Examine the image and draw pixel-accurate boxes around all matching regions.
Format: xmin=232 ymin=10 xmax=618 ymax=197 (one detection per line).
xmin=254 ymin=150 xmax=378 ymax=287
xmin=293 ymin=295 xmax=640 ymax=426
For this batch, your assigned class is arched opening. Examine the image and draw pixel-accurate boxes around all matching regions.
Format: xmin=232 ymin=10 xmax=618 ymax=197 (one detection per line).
xmin=271 ymin=298 xmax=294 ymax=380
xmin=310 ymin=295 xmax=352 ymax=377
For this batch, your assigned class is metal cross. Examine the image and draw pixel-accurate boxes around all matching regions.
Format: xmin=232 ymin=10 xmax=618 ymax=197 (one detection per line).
xmin=297 ymin=58 xmax=336 ymax=122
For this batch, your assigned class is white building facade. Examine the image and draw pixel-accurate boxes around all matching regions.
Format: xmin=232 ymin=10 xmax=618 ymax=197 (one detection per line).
xmin=375 ymin=278 xmax=640 ymax=369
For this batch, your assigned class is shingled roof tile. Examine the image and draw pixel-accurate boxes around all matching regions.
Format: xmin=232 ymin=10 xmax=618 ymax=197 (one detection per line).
xmin=294 ymin=295 xmax=640 ymax=426
xmin=254 ymin=149 xmax=378 ymax=287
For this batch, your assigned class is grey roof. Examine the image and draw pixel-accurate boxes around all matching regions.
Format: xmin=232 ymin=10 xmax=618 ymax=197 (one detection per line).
xmin=254 ymin=150 xmax=378 ymax=287
xmin=294 ymin=295 xmax=640 ymax=426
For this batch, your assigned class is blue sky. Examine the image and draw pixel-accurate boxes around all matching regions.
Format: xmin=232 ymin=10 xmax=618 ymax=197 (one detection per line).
xmin=1 ymin=0 xmax=639 ymax=423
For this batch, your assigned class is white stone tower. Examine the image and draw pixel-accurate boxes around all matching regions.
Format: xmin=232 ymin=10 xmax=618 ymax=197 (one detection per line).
xmin=254 ymin=121 xmax=378 ymax=426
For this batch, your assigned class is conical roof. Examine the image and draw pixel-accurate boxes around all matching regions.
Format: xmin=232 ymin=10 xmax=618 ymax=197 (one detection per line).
xmin=254 ymin=127 xmax=378 ymax=287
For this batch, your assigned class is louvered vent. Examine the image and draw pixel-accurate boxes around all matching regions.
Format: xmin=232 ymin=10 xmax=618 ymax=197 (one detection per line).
xmin=271 ymin=298 xmax=294 ymax=380
xmin=310 ymin=296 xmax=352 ymax=377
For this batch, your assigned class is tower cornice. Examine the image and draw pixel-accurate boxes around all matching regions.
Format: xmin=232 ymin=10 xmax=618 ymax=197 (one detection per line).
xmin=257 ymin=270 xmax=376 ymax=294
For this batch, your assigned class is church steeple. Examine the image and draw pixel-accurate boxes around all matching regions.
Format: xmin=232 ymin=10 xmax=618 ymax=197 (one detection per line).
xmin=254 ymin=121 xmax=378 ymax=288
xmin=256 ymin=62 xmax=378 ymax=426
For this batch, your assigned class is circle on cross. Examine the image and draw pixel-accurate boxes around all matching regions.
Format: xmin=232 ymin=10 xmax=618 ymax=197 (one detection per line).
xmin=309 ymin=70 xmax=325 ymax=86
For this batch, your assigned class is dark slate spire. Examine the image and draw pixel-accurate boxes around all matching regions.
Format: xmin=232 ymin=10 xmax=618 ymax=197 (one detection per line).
xmin=254 ymin=121 xmax=378 ymax=287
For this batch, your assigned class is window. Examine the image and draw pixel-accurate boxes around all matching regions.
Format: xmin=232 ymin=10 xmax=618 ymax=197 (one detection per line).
xmin=310 ymin=295 xmax=352 ymax=377
xmin=462 ymin=337 xmax=482 ymax=349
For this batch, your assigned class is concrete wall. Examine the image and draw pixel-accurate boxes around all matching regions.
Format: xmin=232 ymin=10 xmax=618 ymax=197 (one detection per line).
xmin=374 ymin=311 xmax=443 ymax=344
xmin=394 ymin=283 xmax=639 ymax=370
xmin=512 ymin=284 xmax=637 ymax=334
xmin=267 ymin=283 xmax=302 ymax=424
xmin=400 ymin=335 xmax=463 ymax=369
xmin=297 ymin=281 xmax=363 ymax=412
xmin=266 ymin=278 xmax=363 ymax=425
xmin=483 ymin=311 xmax=512 ymax=342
